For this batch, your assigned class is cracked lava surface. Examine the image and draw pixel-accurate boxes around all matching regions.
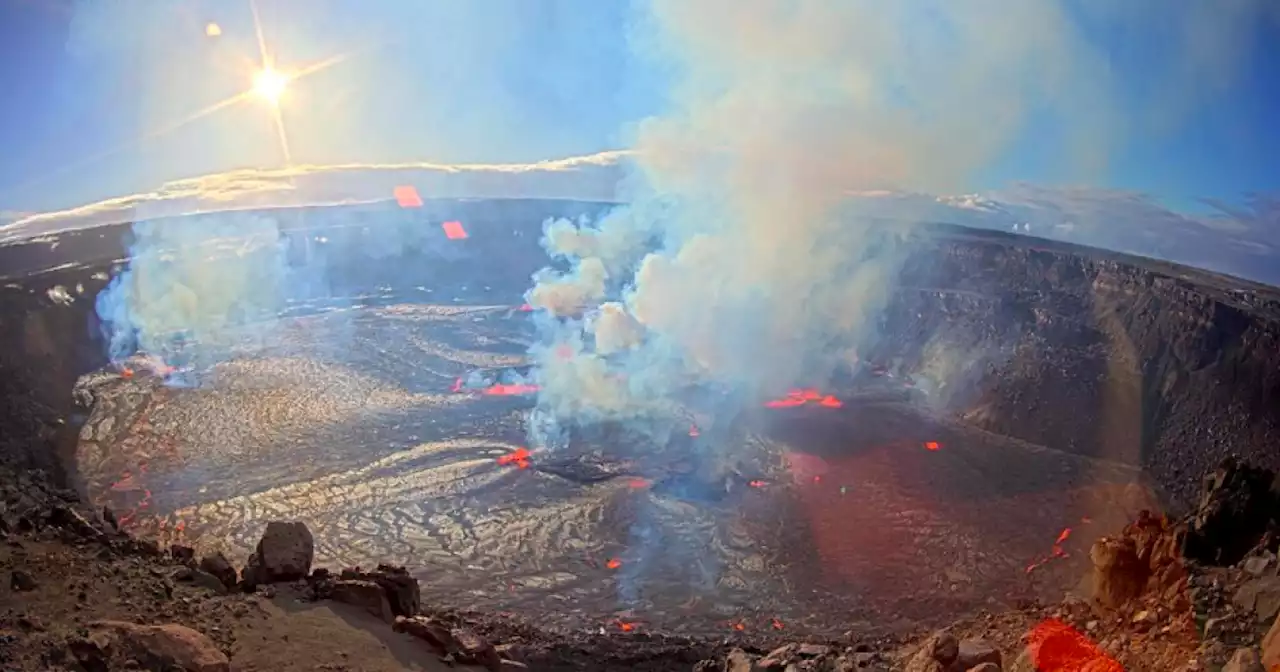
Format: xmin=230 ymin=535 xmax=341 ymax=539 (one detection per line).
xmin=72 ymin=302 xmax=1161 ymax=637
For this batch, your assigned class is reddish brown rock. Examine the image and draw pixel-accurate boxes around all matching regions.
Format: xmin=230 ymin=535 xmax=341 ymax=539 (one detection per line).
xmin=199 ymin=551 xmax=238 ymax=590
xmin=90 ymin=620 xmax=229 ymax=672
xmin=1090 ymin=537 xmax=1150 ymax=608
xmin=453 ymin=627 xmax=502 ymax=671
xmin=394 ymin=615 xmax=456 ymax=653
xmin=330 ymin=579 xmax=394 ymax=622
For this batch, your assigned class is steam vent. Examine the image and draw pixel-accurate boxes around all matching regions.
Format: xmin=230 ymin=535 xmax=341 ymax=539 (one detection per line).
xmin=3 ymin=198 xmax=1280 ymax=671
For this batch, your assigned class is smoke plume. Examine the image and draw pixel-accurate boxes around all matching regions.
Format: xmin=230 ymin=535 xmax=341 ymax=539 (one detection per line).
xmin=526 ymin=0 xmax=1127 ymax=426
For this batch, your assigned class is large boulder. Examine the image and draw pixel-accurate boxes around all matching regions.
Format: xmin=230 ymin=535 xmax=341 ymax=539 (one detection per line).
xmin=241 ymin=521 xmax=314 ymax=588
xmin=89 ymin=620 xmax=229 ymax=672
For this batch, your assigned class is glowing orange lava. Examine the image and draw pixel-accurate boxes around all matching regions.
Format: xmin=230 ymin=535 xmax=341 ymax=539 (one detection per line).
xmin=120 ymin=367 xmax=134 ymax=379
xmin=393 ymin=185 xmax=423 ymax=208
xmin=627 ymin=478 xmax=651 ymax=489
xmin=923 ymin=441 xmax=942 ymax=451
xmin=442 ymin=220 xmax=468 ymax=240
xmin=496 ymin=447 xmax=531 ymax=469
xmin=482 ymin=383 xmax=540 ymax=396
xmin=615 ymin=620 xmax=635 ymax=632
xmin=763 ymin=388 xmax=843 ymax=409
xmin=771 ymin=618 xmax=785 ymax=630
xmin=1026 ymin=527 xmax=1074 ymax=574
xmin=606 ymin=558 xmax=622 ymax=569
xmin=1026 ymin=619 xmax=1122 ymax=671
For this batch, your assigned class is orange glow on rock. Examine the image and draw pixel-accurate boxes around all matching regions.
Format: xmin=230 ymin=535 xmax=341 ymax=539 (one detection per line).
xmin=393 ymin=185 xmax=423 ymax=208
xmin=442 ymin=220 xmax=468 ymax=239
xmin=923 ymin=441 xmax=941 ymax=451
xmin=606 ymin=558 xmax=622 ymax=569
xmin=616 ymin=620 xmax=635 ymax=632
xmin=120 ymin=367 xmax=134 ymax=379
xmin=1026 ymin=619 xmax=1122 ymax=672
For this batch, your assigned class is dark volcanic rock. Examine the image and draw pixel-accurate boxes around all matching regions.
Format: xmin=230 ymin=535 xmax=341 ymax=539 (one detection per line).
xmin=331 ymin=579 xmax=394 ymax=622
xmin=1184 ymin=458 xmax=1280 ymax=566
xmin=338 ymin=564 xmax=420 ymax=618
xmin=199 ymin=552 xmax=238 ymax=590
xmin=241 ymin=521 xmax=314 ymax=587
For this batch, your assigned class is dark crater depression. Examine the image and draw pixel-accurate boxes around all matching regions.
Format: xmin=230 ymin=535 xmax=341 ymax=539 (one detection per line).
xmin=3 ymin=198 xmax=1279 ymax=638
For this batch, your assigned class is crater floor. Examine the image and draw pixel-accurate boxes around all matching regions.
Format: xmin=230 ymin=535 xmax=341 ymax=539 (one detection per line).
xmin=74 ymin=302 xmax=1159 ymax=637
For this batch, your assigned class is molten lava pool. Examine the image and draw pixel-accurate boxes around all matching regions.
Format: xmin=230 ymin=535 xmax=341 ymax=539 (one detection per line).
xmin=72 ymin=302 xmax=1160 ymax=637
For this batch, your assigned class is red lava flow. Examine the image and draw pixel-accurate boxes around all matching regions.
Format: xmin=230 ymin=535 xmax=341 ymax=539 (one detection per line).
xmin=1025 ymin=527 xmax=1074 ymax=574
xmin=764 ymin=388 xmax=844 ymax=409
xmin=1026 ymin=619 xmax=1123 ymax=671
xmin=496 ymin=447 xmax=532 ymax=470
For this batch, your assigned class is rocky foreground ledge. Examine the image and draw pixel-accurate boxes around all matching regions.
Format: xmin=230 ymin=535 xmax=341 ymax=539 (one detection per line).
xmin=5 ymin=456 xmax=1280 ymax=671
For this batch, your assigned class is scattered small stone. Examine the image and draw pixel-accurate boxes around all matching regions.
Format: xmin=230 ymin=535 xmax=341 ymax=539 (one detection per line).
xmin=452 ymin=627 xmax=501 ymax=671
xmin=9 ymin=569 xmax=36 ymax=591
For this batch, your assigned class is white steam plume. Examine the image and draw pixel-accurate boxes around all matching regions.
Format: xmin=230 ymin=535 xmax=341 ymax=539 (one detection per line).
xmin=526 ymin=0 xmax=1265 ymax=427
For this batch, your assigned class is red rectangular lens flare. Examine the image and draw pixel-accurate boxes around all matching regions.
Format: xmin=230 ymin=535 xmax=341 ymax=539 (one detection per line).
xmin=393 ymin=185 xmax=423 ymax=208
xmin=442 ymin=220 xmax=468 ymax=240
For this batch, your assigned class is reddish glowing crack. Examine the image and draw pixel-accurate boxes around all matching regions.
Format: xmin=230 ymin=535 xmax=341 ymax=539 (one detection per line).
xmin=496 ymin=447 xmax=532 ymax=469
xmin=763 ymin=388 xmax=843 ymax=409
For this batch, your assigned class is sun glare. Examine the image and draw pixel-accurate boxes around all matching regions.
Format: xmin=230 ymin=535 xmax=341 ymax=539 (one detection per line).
xmin=253 ymin=68 xmax=289 ymax=105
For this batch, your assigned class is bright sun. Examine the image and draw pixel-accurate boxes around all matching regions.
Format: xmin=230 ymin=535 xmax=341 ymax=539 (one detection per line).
xmin=253 ymin=68 xmax=290 ymax=105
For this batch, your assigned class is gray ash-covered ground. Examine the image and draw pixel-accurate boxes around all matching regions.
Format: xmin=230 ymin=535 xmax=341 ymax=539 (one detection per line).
xmin=69 ymin=299 xmax=1159 ymax=639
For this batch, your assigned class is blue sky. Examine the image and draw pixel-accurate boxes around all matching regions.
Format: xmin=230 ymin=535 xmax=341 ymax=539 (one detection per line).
xmin=0 ymin=0 xmax=1276 ymax=214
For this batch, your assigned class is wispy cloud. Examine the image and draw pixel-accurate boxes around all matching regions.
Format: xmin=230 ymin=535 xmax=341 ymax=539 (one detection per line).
xmin=0 ymin=151 xmax=629 ymax=240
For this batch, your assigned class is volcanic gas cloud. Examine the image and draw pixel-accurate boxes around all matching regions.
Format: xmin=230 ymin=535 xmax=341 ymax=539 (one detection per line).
xmin=524 ymin=0 xmax=1141 ymax=429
